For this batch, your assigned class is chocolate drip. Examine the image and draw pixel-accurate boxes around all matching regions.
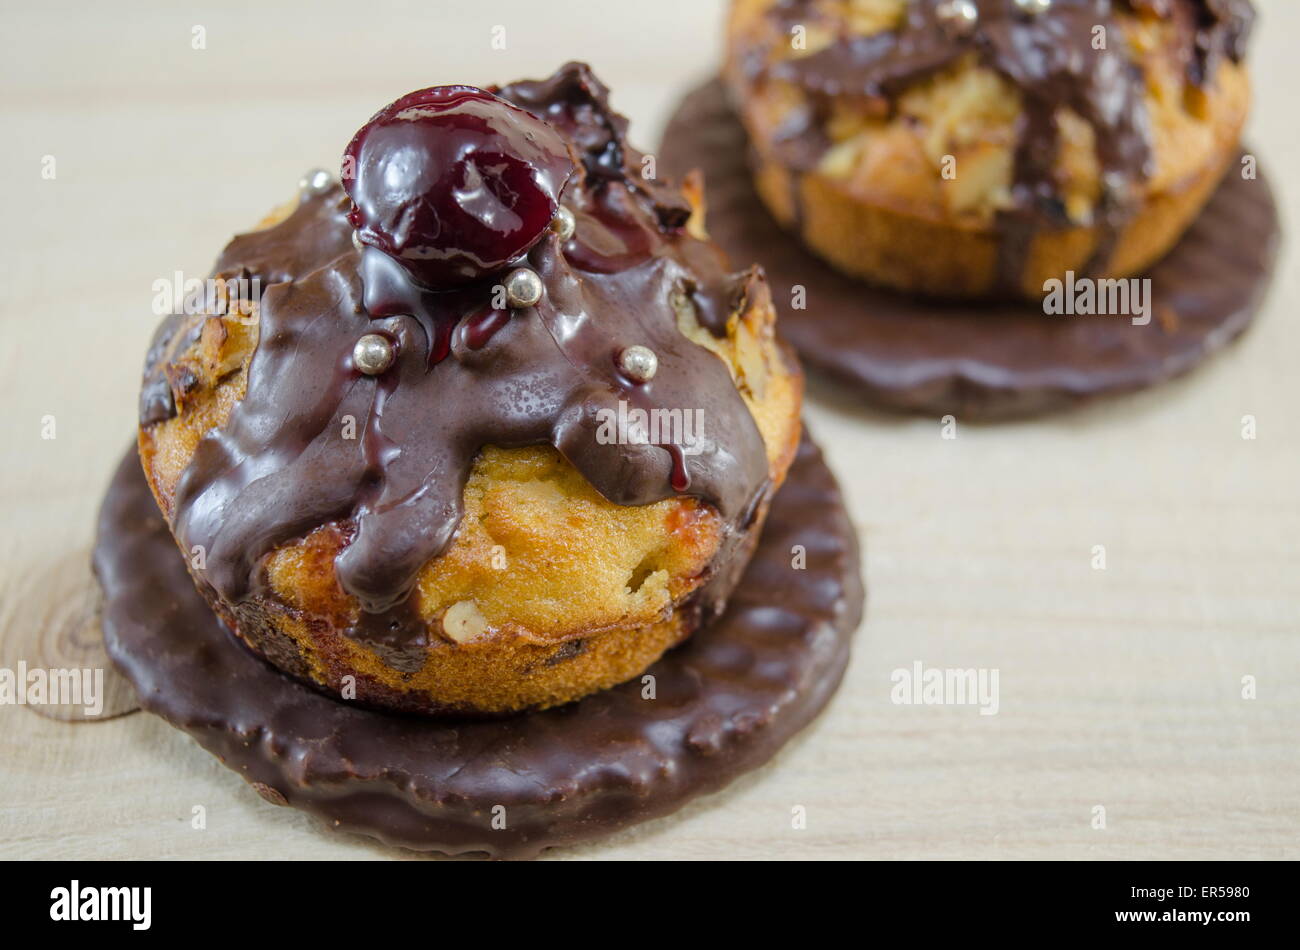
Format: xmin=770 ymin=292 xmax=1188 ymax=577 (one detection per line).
xmin=149 ymin=63 xmax=770 ymax=654
xmin=495 ymin=67 xmax=738 ymax=333
xmin=215 ymin=188 xmax=355 ymax=285
xmin=751 ymin=0 xmax=1253 ymax=290
xmin=140 ymin=202 xmax=354 ymax=429
xmin=1189 ymin=0 xmax=1254 ymax=82
xmin=138 ymin=312 xmax=196 ymax=426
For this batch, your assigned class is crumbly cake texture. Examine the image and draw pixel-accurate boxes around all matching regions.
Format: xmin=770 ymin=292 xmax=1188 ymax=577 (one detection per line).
xmin=725 ymin=0 xmax=1253 ymax=297
xmin=138 ymin=64 xmax=803 ymax=715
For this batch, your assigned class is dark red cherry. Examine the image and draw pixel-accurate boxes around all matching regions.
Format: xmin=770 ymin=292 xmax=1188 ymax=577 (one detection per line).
xmin=343 ymin=85 xmax=576 ymax=286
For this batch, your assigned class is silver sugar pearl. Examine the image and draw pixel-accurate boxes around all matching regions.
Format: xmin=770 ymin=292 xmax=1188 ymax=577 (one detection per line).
xmin=504 ymin=267 xmax=544 ymax=308
xmin=353 ymin=333 xmax=395 ymax=375
xmin=1014 ymin=0 xmax=1052 ymax=14
xmin=550 ymin=206 xmax=576 ymax=242
xmin=936 ymin=0 xmax=978 ymax=30
xmin=1102 ymin=170 xmax=1136 ymax=204
xmin=617 ymin=344 xmax=659 ymax=383
xmin=352 ymin=229 xmax=365 ymax=252
xmin=299 ymin=168 xmax=333 ymax=196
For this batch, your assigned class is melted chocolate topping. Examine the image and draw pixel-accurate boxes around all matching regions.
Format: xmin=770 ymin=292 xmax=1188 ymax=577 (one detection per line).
xmin=748 ymin=0 xmax=1254 ymax=290
xmin=148 ymin=63 xmax=770 ymax=651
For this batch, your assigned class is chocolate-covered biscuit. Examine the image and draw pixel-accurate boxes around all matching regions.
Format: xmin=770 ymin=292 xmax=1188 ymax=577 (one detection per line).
xmin=97 ymin=434 xmax=862 ymax=858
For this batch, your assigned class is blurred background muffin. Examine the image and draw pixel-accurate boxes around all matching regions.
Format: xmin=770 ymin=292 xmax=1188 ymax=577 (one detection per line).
xmin=725 ymin=0 xmax=1254 ymax=298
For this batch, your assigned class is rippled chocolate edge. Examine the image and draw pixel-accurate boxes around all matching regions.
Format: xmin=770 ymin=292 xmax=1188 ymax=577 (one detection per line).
xmin=96 ymin=431 xmax=863 ymax=858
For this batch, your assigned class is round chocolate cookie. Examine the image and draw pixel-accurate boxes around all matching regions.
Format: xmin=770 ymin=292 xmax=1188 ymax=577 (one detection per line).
xmin=96 ymin=431 xmax=863 ymax=858
xmin=660 ymin=80 xmax=1279 ymax=420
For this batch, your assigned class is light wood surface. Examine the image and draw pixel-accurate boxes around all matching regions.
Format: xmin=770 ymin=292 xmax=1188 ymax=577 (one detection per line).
xmin=1 ymin=0 xmax=1296 ymax=860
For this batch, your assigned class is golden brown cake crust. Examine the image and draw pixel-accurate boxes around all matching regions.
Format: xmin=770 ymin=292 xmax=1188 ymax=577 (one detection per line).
xmin=724 ymin=0 xmax=1253 ymax=298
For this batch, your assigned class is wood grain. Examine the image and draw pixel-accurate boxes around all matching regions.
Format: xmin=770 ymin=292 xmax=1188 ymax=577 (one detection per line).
xmin=0 ymin=547 xmax=138 ymax=721
xmin=0 ymin=0 xmax=1296 ymax=860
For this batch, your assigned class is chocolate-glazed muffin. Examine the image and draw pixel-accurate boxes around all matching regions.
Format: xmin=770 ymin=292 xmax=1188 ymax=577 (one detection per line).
xmin=137 ymin=63 xmax=803 ymax=716
xmin=725 ymin=0 xmax=1254 ymax=298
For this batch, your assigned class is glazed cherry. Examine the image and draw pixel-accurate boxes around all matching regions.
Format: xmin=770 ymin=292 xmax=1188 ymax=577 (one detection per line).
xmin=343 ymin=86 xmax=575 ymax=286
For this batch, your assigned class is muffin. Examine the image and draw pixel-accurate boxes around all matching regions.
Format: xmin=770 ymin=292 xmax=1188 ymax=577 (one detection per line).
xmin=724 ymin=0 xmax=1254 ymax=298
xmin=137 ymin=62 xmax=803 ymax=716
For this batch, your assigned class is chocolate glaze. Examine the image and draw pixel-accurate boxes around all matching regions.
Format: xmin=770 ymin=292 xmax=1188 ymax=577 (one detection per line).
xmin=745 ymin=0 xmax=1254 ymax=290
xmin=96 ymin=433 xmax=863 ymax=859
xmin=138 ymin=313 xmax=195 ymax=427
xmin=661 ymin=79 xmax=1278 ymax=419
xmin=147 ymin=63 xmax=771 ymax=655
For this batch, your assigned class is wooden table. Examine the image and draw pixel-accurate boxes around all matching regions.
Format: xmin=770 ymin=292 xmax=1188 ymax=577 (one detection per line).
xmin=1 ymin=0 xmax=1296 ymax=860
